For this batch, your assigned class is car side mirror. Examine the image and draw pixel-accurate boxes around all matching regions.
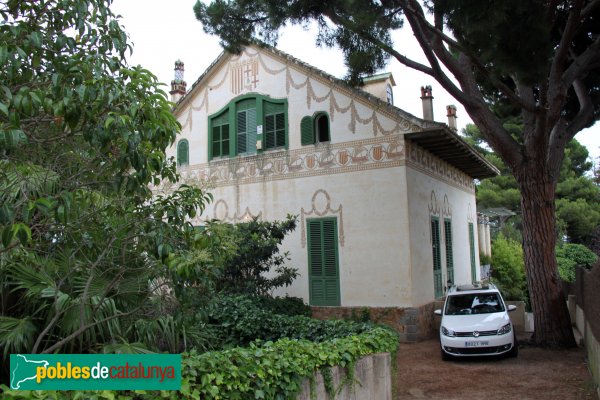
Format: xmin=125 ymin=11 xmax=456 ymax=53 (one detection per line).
xmin=434 ymin=309 xmax=442 ymax=316
xmin=507 ymin=305 xmax=517 ymax=312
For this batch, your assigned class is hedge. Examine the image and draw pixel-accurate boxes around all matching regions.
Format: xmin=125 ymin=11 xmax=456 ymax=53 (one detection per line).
xmin=207 ymin=295 xmax=374 ymax=346
xmin=0 ymin=327 xmax=399 ymax=400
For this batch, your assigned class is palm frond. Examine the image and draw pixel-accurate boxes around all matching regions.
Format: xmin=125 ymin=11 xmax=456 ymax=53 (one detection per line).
xmin=101 ymin=338 xmax=155 ymax=354
xmin=0 ymin=316 xmax=38 ymax=359
xmin=0 ymin=160 xmax=59 ymax=203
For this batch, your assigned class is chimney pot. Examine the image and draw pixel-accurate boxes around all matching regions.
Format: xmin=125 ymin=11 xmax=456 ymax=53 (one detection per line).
xmin=420 ymin=85 xmax=434 ymax=121
xmin=446 ymin=105 xmax=457 ymax=131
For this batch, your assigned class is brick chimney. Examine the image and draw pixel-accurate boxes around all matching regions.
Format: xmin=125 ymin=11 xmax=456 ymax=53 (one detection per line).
xmin=421 ymin=85 xmax=434 ymax=121
xmin=170 ymin=60 xmax=187 ymax=103
xmin=446 ymin=105 xmax=457 ymax=131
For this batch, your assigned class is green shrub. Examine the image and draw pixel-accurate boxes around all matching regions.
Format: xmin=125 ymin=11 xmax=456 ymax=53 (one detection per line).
xmin=556 ymin=243 xmax=598 ymax=282
xmin=207 ymin=295 xmax=373 ymax=347
xmin=490 ymin=234 xmax=528 ymax=302
xmin=213 ymin=216 xmax=299 ymax=296
xmin=250 ymin=295 xmax=311 ymax=317
xmin=1 ymin=327 xmax=399 ymax=400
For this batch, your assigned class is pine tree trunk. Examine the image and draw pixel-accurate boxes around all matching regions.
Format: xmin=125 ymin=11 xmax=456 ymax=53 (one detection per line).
xmin=518 ymin=170 xmax=576 ymax=347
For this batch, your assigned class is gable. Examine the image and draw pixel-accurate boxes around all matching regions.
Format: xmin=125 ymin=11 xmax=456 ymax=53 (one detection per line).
xmin=172 ymin=43 xmax=497 ymax=179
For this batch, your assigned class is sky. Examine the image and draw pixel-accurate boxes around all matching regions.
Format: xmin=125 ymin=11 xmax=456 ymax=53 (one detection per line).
xmin=110 ymin=0 xmax=600 ymax=163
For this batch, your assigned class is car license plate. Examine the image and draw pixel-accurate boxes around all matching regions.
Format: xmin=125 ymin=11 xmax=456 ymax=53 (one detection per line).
xmin=465 ymin=341 xmax=489 ymax=347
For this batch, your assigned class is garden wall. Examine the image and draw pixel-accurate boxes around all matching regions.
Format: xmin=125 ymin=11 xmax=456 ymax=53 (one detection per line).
xmin=296 ymin=353 xmax=392 ymax=400
xmin=311 ymin=303 xmax=436 ymax=342
xmin=570 ymin=265 xmax=600 ymax=396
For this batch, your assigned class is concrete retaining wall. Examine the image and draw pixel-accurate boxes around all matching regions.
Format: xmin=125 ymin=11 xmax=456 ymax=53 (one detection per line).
xmin=569 ymin=265 xmax=600 ymax=397
xmin=573 ymin=301 xmax=600 ymax=398
xmin=296 ymin=353 xmax=392 ymax=400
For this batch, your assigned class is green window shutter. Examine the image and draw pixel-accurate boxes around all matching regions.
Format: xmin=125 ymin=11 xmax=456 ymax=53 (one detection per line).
xmin=210 ymin=110 xmax=230 ymax=158
xmin=236 ymin=107 xmax=256 ymax=155
xmin=431 ymin=217 xmax=443 ymax=298
xmin=469 ymin=223 xmax=476 ymax=283
xmin=177 ymin=139 xmax=189 ymax=166
xmin=307 ymin=218 xmax=340 ymax=306
xmin=301 ymin=116 xmax=315 ymax=145
xmin=444 ymin=219 xmax=454 ymax=285
xmin=236 ymin=99 xmax=257 ymax=155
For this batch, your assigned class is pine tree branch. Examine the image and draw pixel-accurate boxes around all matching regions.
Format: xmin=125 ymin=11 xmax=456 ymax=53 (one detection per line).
xmin=401 ymin=0 xmax=524 ymax=167
xmin=323 ymin=13 xmax=434 ymax=77
xmin=565 ymin=78 xmax=595 ymax=138
xmin=562 ymin=34 xmax=600 ymax=87
xmin=548 ymin=0 xmax=584 ymax=120
xmin=581 ymin=0 xmax=600 ymax=20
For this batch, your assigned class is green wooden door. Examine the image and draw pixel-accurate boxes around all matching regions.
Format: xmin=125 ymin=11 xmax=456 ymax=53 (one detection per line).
xmin=431 ymin=217 xmax=443 ymax=298
xmin=444 ymin=219 xmax=454 ymax=286
xmin=469 ymin=222 xmax=477 ymax=283
xmin=307 ymin=218 xmax=340 ymax=306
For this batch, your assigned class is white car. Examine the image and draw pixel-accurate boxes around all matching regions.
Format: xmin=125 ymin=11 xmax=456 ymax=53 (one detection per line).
xmin=434 ymin=283 xmax=518 ymax=360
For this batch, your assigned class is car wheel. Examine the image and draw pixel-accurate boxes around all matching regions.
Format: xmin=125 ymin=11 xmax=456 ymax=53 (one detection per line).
xmin=507 ymin=332 xmax=518 ymax=358
xmin=441 ymin=348 xmax=453 ymax=361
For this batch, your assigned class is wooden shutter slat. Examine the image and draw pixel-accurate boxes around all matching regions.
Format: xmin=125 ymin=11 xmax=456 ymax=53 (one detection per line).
xmin=177 ymin=140 xmax=188 ymax=166
xmin=307 ymin=218 xmax=339 ymax=306
xmin=301 ymin=116 xmax=314 ymax=145
xmin=237 ymin=111 xmax=247 ymax=154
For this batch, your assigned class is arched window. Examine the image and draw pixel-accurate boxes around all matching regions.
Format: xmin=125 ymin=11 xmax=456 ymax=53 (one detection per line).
xmin=177 ymin=139 xmax=189 ymax=166
xmin=386 ymin=84 xmax=394 ymax=105
xmin=301 ymin=112 xmax=330 ymax=145
xmin=315 ymin=113 xmax=330 ymax=142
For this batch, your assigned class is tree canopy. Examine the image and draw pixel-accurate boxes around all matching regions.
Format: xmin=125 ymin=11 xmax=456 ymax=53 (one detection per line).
xmin=195 ymin=0 xmax=600 ymax=346
xmin=464 ymin=124 xmax=600 ymax=244
xmin=0 ymin=0 xmax=212 ymax=377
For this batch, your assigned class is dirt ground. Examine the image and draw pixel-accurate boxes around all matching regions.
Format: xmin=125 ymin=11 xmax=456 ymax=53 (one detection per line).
xmin=395 ymin=338 xmax=599 ymax=400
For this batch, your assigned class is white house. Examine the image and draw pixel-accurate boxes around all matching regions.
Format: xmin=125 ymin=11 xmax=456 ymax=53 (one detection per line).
xmin=157 ymin=44 xmax=498 ymax=340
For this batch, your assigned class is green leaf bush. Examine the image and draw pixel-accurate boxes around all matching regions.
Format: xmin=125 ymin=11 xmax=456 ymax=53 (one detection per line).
xmin=207 ymin=295 xmax=374 ymax=347
xmin=556 ymin=243 xmax=598 ymax=282
xmin=1 ymin=327 xmax=399 ymax=400
xmin=490 ymin=234 xmax=527 ymax=302
xmin=249 ymin=295 xmax=311 ymax=317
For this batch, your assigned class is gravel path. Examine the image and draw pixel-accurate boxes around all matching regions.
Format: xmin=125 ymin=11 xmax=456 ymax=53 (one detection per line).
xmin=395 ymin=338 xmax=598 ymax=400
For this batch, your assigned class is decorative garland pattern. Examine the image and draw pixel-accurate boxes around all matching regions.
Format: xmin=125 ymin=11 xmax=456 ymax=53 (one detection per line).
xmin=178 ymin=46 xmax=424 ymax=137
xmin=300 ymin=189 xmax=345 ymax=248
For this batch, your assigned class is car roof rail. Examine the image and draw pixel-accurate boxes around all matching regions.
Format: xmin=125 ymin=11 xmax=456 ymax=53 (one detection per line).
xmin=455 ymin=282 xmax=493 ymax=292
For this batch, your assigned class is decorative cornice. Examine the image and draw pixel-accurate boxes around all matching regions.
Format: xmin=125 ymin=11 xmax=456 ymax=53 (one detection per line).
xmin=172 ymin=135 xmax=405 ymax=189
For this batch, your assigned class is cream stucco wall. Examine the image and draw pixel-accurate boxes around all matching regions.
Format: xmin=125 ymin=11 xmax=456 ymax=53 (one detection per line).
xmin=405 ymin=143 xmax=480 ymax=307
xmin=158 ymin=45 xmax=483 ymax=308
xmin=184 ymin=166 xmax=412 ymax=307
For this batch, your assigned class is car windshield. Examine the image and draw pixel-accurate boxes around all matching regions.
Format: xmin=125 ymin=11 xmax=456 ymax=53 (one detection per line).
xmin=444 ymin=293 xmax=505 ymax=315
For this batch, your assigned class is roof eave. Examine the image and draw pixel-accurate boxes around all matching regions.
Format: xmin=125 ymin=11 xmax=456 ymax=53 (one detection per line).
xmin=405 ymin=127 xmax=500 ymax=180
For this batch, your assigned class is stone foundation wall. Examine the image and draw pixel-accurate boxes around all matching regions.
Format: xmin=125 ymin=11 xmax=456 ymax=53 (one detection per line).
xmin=311 ymin=304 xmax=436 ymax=342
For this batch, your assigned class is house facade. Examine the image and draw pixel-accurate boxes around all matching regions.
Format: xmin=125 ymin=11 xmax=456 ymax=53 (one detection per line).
xmin=157 ymin=44 xmax=497 ymax=339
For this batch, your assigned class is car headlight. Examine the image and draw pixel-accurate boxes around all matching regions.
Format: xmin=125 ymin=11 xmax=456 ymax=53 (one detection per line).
xmin=441 ymin=326 xmax=456 ymax=337
xmin=498 ymin=323 xmax=512 ymax=335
